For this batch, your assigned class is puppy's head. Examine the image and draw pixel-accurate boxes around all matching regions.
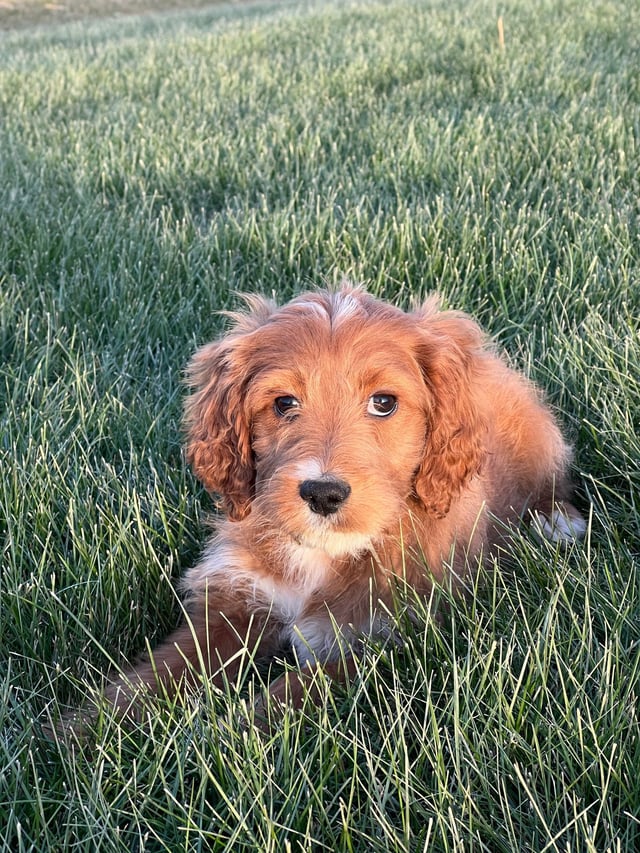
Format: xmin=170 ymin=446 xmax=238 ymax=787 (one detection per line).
xmin=185 ymin=285 xmax=486 ymax=552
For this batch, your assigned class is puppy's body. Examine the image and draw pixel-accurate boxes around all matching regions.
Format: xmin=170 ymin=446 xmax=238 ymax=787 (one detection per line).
xmin=100 ymin=285 xmax=584 ymax=717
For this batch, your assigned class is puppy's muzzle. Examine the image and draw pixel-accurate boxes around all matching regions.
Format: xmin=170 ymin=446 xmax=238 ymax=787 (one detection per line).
xmin=299 ymin=477 xmax=351 ymax=517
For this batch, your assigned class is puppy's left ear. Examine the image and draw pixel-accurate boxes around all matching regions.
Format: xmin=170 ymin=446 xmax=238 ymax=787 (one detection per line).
xmin=413 ymin=302 xmax=488 ymax=517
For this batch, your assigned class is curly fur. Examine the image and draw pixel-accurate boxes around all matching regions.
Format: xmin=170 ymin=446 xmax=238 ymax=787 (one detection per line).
xmin=65 ymin=283 xmax=586 ymax=728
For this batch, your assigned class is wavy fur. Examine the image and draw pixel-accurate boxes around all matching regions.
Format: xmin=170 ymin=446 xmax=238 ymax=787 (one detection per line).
xmin=61 ymin=283 xmax=586 ymax=730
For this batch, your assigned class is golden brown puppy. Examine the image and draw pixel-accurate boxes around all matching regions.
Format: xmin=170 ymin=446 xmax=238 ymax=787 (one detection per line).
xmin=86 ymin=284 xmax=586 ymax=723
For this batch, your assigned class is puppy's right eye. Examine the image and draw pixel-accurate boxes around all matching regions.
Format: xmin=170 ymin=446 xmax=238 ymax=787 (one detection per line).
xmin=274 ymin=396 xmax=301 ymax=417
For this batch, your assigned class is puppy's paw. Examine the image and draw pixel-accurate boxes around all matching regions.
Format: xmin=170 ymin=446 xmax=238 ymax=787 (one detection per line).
xmin=530 ymin=502 xmax=587 ymax=543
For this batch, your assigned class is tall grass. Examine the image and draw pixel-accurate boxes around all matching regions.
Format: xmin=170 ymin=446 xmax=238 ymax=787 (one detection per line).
xmin=1 ymin=0 xmax=638 ymax=850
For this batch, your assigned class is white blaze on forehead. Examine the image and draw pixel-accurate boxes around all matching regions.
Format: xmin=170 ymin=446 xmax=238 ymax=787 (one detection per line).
xmin=289 ymin=300 xmax=330 ymax=321
xmin=329 ymin=291 xmax=365 ymax=328
xmin=289 ymin=290 xmax=365 ymax=331
xmin=293 ymin=458 xmax=325 ymax=481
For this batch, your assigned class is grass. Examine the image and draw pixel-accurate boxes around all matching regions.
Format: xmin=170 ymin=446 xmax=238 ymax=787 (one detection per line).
xmin=0 ymin=0 xmax=239 ymax=31
xmin=1 ymin=0 xmax=638 ymax=849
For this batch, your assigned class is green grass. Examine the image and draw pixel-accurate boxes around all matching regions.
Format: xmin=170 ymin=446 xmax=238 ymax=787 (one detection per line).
xmin=1 ymin=0 xmax=639 ymax=849
xmin=0 ymin=0 xmax=240 ymax=31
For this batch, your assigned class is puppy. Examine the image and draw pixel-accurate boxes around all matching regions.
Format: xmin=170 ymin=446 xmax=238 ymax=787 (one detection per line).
xmin=78 ymin=284 xmax=586 ymax=725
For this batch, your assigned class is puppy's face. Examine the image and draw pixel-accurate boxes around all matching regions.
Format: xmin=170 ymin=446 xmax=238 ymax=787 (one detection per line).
xmin=185 ymin=287 xmax=485 ymax=556
xmin=245 ymin=305 xmax=429 ymax=556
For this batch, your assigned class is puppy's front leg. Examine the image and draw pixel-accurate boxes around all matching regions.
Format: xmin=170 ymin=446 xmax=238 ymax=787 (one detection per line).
xmin=58 ymin=596 xmax=273 ymax=735
xmin=270 ymin=656 xmax=359 ymax=706
xmin=250 ymin=655 xmax=359 ymax=732
xmin=54 ymin=594 xmax=277 ymax=739
xmin=104 ymin=604 xmax=259 ymax=715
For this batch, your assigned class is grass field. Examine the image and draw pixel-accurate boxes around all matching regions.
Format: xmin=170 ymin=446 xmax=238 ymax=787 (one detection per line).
xmin=0 ymin=0 xmax=234 ymax=30
xmin=1 ymin=0 xmax=639 ymax=849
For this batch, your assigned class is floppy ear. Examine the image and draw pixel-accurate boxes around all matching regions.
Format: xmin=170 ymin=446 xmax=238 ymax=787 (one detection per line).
xmin=183 ymin=336 xmax=255 ymax=521
xmin=413 ymin=303 xmax=488 ymax=518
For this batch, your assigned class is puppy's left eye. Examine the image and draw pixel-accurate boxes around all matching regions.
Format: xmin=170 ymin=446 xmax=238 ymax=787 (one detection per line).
xmin=367 ymin=394 xmax=398 ymax=417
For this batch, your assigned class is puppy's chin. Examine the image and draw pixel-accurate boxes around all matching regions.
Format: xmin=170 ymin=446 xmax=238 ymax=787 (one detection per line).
xmin=291 ymin=527 xmax=373 ymax=559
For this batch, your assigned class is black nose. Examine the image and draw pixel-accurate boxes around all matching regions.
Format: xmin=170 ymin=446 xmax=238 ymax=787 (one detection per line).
xmin=299 ymin=478 xmax=351 ymax=516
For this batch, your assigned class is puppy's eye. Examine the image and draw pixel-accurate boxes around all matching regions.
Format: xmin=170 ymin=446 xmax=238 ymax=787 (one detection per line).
xmin=367 ymin=394 xmax=398 ymax=417
xmin=274 ymin=395 xmax=301 ymax=417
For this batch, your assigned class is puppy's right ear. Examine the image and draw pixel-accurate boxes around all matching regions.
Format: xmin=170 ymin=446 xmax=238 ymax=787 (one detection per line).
xmin=184 ymin=336 xmax=254 ymax=521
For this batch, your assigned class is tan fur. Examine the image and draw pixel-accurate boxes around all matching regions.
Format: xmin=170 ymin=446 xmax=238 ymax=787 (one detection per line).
xmin=76 ymin=284 xmax=585 ymax=727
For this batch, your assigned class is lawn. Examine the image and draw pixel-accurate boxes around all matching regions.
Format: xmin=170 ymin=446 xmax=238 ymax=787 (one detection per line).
xmin=1 ymin=0 xmax=638 ymax=849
